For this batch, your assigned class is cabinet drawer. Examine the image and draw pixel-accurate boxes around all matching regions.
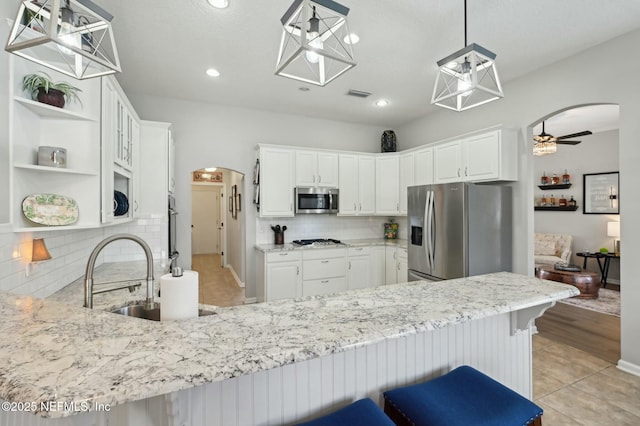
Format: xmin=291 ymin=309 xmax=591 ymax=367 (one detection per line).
xmin=303 ymin=277 xmax=347 ymax=297
xmin=348 ymin=246 xmax=370 ymax=256
xmin=303 ymin=257 xmax=346 ymax=280
xmin=266 ymin=250 xmax=302 ymax=262
xmin=302 ymin=248 xmax=346 ymax=260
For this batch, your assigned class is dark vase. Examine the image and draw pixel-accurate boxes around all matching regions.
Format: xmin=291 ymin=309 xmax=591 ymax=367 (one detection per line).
xmin=381 ymin=130 xmax=397 ymax=152
xmin=36 ymin=87 xmax=65 ymax=108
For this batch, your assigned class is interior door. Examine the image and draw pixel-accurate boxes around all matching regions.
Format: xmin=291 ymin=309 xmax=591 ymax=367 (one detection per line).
xmin=191 ymin=186 xmax=221 ymax=255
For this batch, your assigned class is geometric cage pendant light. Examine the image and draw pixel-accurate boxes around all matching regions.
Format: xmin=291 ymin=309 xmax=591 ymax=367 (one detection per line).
xmin=275 ymin=0 xmax=356 ymax=86
xmin=5 ymin=0 xmax=120 ymax=80
xmin=431 ymin=0 xmax=503 ymax=111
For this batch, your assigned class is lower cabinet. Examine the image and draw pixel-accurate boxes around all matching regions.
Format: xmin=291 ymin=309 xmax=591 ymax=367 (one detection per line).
xmin=385 ymin=246 xmax=408 ymax=284
xmin=347 ymin=246 xmax=371 ymax=290
xmin=257 ymin=250 xmax=302 ymax=302
xmin=371 ymin=246 xmax=386 ymax=287
xmin=302 ymin=248 xmax=347 ymax=297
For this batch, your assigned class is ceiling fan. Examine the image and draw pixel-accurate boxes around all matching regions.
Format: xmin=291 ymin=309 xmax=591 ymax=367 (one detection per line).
xmin=534 ymin=121 xmax=593 ymax=145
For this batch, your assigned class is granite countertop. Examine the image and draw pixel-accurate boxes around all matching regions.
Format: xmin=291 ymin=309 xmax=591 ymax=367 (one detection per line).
xmin=0 ymin=272 xmax=577 ymax=418
xmin=255 ymin=238 xmax=407 ymax=252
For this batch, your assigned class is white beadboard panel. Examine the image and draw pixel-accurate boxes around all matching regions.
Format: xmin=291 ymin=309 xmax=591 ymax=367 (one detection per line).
xmin=0 ymin=313 xmax=531 ymax=426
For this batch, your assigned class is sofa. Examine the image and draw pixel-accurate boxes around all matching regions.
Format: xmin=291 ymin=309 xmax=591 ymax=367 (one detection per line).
xmin=534 ymin=233 xmax=573 ymax=266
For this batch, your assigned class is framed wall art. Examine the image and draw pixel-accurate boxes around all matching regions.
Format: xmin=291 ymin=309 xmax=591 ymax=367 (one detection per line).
xmin=583 ymin=171 xmax=619 ymax=214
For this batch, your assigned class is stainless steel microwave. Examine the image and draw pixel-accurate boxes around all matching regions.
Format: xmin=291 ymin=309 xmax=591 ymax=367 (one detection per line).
xmin=295 ymin=187 xmax=339 ymax=214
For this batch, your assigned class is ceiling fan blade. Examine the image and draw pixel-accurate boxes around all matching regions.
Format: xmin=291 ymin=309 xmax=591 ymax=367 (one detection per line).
xmin=557 ymin=131 xmax=592 ymax=140
xmin=556 ymin=140 xmax=582 ymax=145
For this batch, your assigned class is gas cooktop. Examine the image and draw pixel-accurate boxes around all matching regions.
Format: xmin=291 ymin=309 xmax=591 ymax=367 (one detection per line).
xmin=291 ymin=238 xmax=343 ymax=247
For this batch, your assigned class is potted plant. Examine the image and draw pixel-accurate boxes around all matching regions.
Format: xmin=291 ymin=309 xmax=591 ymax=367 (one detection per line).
xmin=22 ymin=72 xmax=82 ymax=109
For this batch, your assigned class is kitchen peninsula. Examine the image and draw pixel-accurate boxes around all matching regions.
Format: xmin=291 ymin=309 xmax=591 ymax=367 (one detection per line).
xmin=0 ymin=272 xmax=577 ymax=426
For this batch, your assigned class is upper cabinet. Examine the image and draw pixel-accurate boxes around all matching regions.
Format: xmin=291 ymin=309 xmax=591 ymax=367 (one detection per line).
xmin=399 ymin=152 xmax=415 ymax=215
xmin=414 ymin=147 xmax=434 ymax=186
xmin=139 ymin=121 xmax=174 ymax=218
xmin=375 ymin=154 xmax=400 ymax=215
xmin=259 ymin=146 xmax=295 ymax=217
xmin=434 ymin=129 xmax=517 ymax=184
xmin=9 ymin=56 xmax=102 ymax=231
xmin=338 ymin=154 xmax=375 ymax=215
xmin=295 ymin=150 xmax=338 ymax=188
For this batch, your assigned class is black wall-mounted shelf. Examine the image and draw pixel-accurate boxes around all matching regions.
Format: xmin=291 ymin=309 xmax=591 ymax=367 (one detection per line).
xmin=534 ymin=205 xmax=579 ymax=211
xmin=538 ymin=183 xmax=572 ymax=190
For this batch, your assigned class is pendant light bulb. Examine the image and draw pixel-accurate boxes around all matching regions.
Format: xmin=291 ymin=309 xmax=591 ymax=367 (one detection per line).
xmin=457 ymin=58 xmax=472 ymax=96
xmin=58 ymin=1 xmax=80 ymax=55
xmin=305 ymin=7 xmax=323 ymax=64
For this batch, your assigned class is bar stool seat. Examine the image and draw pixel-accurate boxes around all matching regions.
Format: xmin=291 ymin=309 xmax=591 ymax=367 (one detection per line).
xmin=383 ymin=365 xmax=543 ymax=426
xmin=296 ymin=398 xmax=395 ymax=426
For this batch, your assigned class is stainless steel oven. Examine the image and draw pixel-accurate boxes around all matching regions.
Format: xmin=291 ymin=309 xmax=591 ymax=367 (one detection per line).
xmin=295 ymin=187 xmax=339 ymax=214
xmin=168 ymin=195 xmax=179 ymax=270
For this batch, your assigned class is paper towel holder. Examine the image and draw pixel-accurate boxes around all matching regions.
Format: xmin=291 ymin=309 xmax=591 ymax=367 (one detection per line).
xmin=172 ymin=266 xmax=183 ymax=277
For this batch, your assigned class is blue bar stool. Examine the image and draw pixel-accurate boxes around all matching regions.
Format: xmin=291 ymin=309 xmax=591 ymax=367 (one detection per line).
xmin=296 ymin=398 xmax=395 ymax=426
xmin=383 ymin=365 xmax=543 ymax=426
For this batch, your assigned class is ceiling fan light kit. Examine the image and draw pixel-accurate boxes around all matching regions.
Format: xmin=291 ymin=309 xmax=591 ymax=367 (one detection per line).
xmin=533 ymin=121 xmax=593 ymax=155
xmin=431 ymin=0 xmax=504 ymax=112
xmin=533 ymin=140 xmax=557 ymax=156
xmin=275 ymin=0 xmax=356 ymax=86
xmin=5 ymin=0 xmax=120 ymax=80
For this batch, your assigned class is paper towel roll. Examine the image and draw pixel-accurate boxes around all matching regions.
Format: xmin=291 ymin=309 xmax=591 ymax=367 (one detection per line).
xmin=160 ymin=270 xmax=199 ymax=321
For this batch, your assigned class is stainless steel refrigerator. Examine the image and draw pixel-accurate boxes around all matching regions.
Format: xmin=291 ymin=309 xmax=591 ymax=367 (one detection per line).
xmin=407 ymin=183 xmax=512 ymax=282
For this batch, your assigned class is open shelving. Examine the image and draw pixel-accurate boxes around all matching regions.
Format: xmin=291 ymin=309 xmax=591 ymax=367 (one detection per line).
xmin=538 ymin=183 xmax=572 ymax=190
xmin=14 ymin=163 xmax=97 ymax=175
xmin=534 ymin=205 xmax=579 ymax=211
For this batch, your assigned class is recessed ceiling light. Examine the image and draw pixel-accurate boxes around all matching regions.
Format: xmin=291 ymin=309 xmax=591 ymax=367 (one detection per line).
xmin=376 ymin=99 xmax=389 ymax=107
xmin=206 ymin=68 xmax=220 ymax=77
xmin=207 ymin=0 xmax=229 ymax=8
xmin=343 ymin=33 xmax=360 ymax=45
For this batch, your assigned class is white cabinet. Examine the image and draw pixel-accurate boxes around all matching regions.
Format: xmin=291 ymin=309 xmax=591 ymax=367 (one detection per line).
xmin=338 ymin=154 xmax=375 ymax=215
xmin=168 ymin=129 xmax=176 ymax=194
xmin=139 ymin=121 xmax=174 ymax=218
xmin=257 ymin=250 xmax=302 ymax=302
xmin=414 ymin=147 xmax=434 ymax=186
xmin=371 ymin=246 xmax=386 ymax=287
xmin=101 ymin=76 xmax=139 ymax=224
xmin=385 ymin=246 xmax=408 ymax=284
xmin=9 ymin=57 xmax=102 ymax=231
xmin=375 ymin=154 xmax=400 ymax=215
xmin=434 ymin=130 xmax=517 ymax=184
xmin=302 ymin=248 xmax=347 ymax=297
xmin=295 ymin=150 xmax=338 ymax=188
xmin=347 ymin=246 xmax=371 ymax=290
xmin=399 ymin=152 xmax=415 ymax=215
xmin=259 ymin=147 xmax=295 ymax=217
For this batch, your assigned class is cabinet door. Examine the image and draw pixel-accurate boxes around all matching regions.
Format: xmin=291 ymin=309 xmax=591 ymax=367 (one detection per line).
xmin=303 ymin=277 xmax=347 ymax=297
xmin=370 ymin=246 xmax=386 ymax=287
xmin=434 ymin=141 xmax=463 ymax=183
xmin=338 ymin=154 xmax=358 ymax=215
xmin=385 ymin=247 xmax=397 ymax=285
xmin=399 ymin=152 xmax=415 ymax=215
xmin=463 ymin=131 xmax=500 ymax=181
xmin=139 ymin=121 xmax=171 ymax=218
xmin=397 ymin=247 xmax=408 ymax=283
xmin=358 ymin=155 xmax=376 ymax=214
xmin=100 ymin=78 xmax=116 ymax=224
xmin=317 ymin=152 xmax=339 ymax=187
xmin=295 ymin=150 xmax=317 ymax=187
xmin=414 ymin=147 xmax=434 ymax=185
xmin=376 ymin=155 xmax=400 ymax=215
xmin=131 ymin=119 xmax=140 ymax=218
xmin=348 ymin=255 xmax=371 ymax=290
xmin=266 ymin=261 xmax=300 ymax=301
xmin=168 ymin=129 xmax=175 ymax=194
xmin=260 ymin=148 xmax=295 ymax=217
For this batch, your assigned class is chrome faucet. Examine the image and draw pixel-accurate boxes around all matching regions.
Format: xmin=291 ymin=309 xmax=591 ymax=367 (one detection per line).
xmin=84 ymin=234 xmax=155 ymax=309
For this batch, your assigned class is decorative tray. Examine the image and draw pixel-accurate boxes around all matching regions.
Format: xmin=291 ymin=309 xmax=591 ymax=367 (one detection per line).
xmin=22 ymin=194 xmax=79 ymax=226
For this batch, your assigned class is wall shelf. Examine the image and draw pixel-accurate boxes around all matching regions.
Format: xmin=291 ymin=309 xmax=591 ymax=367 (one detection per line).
xmin=14 ymin=163 xmax=98 ymax=175
xmin=534 ymin=205 xmax=579 ymax=211
xmin=14 ymin=97 xmax=96 ymax=121
xmin=13 ymin=224 xmax=99 ymax=233
xmin=538 ymin=183 xmax=572 ymax=190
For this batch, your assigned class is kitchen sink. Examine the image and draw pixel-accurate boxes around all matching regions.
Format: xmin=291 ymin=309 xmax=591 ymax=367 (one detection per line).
xmin=111 ymin=304 xmax=216 ymax=321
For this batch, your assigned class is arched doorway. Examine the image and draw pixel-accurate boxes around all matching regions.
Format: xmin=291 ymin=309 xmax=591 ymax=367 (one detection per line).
xmin=190 ymin=166 xmax=246 ymax=307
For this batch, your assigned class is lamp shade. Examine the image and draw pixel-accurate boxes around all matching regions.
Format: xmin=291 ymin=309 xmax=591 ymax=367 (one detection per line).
xmin=607 ymin=221 xmax=620 ymax=238
xmin=275 ymin=0 xmax=356 ymax=86
xmin=31 ymin=238 xmax=52 ymax=262
xmin=5 ymin=0 xmax=120 ymax=79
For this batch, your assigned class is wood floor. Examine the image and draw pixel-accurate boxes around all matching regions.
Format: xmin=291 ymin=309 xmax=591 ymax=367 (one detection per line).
xmin=536 ymin=298 xmax=620 ymax=364
xmin=192 ymin=253 xmax=245 ymax=307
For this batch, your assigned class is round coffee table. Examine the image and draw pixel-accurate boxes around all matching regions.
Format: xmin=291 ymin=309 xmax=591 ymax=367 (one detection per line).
xmin=535 ymin=266 xmax=600 ymax=299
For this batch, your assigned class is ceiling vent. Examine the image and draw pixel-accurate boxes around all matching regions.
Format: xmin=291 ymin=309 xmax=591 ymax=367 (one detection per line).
xmin=347 ymin=89 xmax=372 ymax=98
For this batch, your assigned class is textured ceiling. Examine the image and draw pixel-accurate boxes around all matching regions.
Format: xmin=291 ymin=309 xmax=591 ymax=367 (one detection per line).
xmin=100 ymin=0 xmax=640 ymax=127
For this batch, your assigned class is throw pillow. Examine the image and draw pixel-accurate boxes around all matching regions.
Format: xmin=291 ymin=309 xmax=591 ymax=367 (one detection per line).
xmin=535 ymin=239 xmax=557 ymax=256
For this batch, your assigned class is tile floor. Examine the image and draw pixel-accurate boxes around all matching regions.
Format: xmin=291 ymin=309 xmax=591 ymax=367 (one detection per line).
xmin=192 ymin=253 xmax=245 ymax=307
xmin=533 ymin=334 xmax=640 ymax=425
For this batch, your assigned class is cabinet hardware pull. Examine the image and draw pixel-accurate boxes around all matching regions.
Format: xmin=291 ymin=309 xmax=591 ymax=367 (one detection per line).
xmin=297 ymin=266 xmax=300 ymax=275
xmin=356 ymin=248 xmax=362 ymax=251
xmin=359 ymin=203 xmax=362 ymax=211
xmin=349 ymin=261 xmax=352 ymax=269
xmin=465 ymin=167 xmax=468 ymax=176
xmin=321 ymin=260 xmax=329 ymax=263
xmin=318 ymin=175 xmax=322 ymax=183
xmin=321 ymin=280 xmax=329 ymax=283
xmin=313 ymin=175 xmax=316 ymax=183
xmin=279 ymin=253 xmax=288 ymax=256
xmin=397 ymin=263 xmax=400 ymax=271
xmin=457 ymin=168 xmax=461 ymax=177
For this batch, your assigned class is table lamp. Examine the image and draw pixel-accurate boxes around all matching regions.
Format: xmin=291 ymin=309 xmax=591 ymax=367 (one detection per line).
xmin=607 ymin=221 xmax=620 ymax=255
